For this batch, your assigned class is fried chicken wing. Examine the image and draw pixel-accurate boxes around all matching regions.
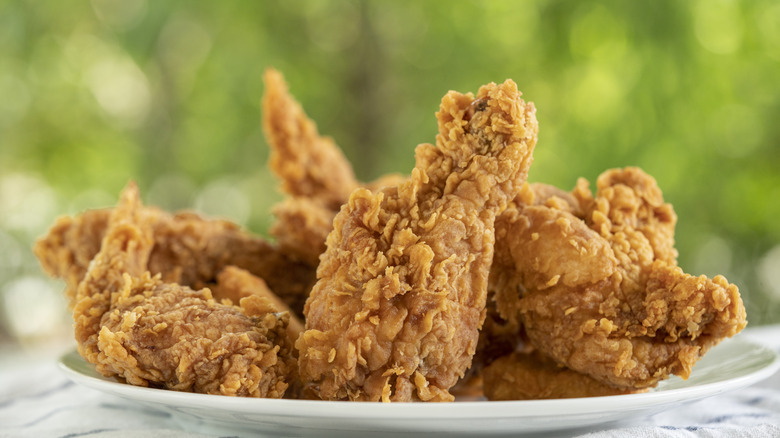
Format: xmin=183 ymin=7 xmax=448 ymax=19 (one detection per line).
xmin=262 ymin=68 xmax=360 ymax=212
xmin=262 ymin=69 xmax=405 ymax=267
xmin=492 ymin=167 xmax=746 ymax=390
xmin=34 ymin=207 xmax=316 ymax=316
xmin=34 ymin=207 xmax=115 ymax=308
xmin=296 ymin=80 xmax=538 ymax=402
xmin=74 ymin=183 xmax=295 ymax=397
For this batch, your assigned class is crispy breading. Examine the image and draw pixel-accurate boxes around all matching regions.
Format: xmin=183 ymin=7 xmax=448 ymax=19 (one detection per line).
xmin=34 ymin=207 xmax=315 ymax=317
xmin=74 ymin=183 xmax=295 ymax=397
xmin=262 ymin=69 xmax=406 ymax=267
xmin=296 ymin=80 xmax=538 ymax=401
xmin=262 ymin=68 xmax=359 ymax=211
xmin=269 ymin=198 xmax=335 ymax=267
xmin=492 ymin=168 xmax=746 ymax=390
xmin=213 ymin=265 xmax=304 ymax=342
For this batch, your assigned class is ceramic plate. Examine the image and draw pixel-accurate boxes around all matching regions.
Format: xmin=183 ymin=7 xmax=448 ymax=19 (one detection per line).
xmin=58 ymin=336 xmax=779 ymax=437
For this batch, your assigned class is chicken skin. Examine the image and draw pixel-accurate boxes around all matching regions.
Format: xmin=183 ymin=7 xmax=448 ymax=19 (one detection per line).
xmin=34 ymin=207 xmax=315 ymax=317
xmin=492 ymin=167 xmax=746 ymax=390
xmin=73 ymin=183 xmax=296 ymax=397
xmin=296 ymin=79 xmax=538 ymax=402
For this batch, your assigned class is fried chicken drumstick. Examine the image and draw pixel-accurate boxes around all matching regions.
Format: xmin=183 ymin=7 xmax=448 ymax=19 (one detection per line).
xmin=74 ymin=183 xmax=296 ymax=397
xmin=489 ymin=168 xmax=746 ymax=392
xmin=296 ymin=79 xmax=538 ymax=401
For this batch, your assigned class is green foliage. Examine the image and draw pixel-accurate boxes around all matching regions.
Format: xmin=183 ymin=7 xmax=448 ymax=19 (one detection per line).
xmin=1 ymin=0 xmax=778 ymax=341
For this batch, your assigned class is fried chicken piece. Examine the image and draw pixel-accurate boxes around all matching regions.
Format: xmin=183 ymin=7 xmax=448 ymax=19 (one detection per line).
xmin=74 ymin=183 xmax=296 ymax=397
xmin=262 ymin=68 xmax=360 ymax=212
xmin=483 ymin=351 xmax=642 ymax=400
xmin=262 ymin=69 xmax=405 ymax=267
xmin=34 ymin=207 xmax=316 ymax=316
xmin=213 ymin=265 xmax=304 ymax=342
xmin=270 ymin=198 xmax=335 ymax=267
xmin=296 ymin=80 xmax=538 ymax=402
xmin=34 ymin=207 xmax=115 ymax=308
xmin=149 ymin=211 xmax=315 ymax=317
xmin=460 ymin=183 xmax=556 ymax=391
xmin=453 ymin=182 xmax=578 ymax=397
xmin=492 ymin=167 xmax=747 ymax=390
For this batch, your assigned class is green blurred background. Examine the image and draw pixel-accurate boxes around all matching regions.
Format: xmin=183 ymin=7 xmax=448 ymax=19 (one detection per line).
xmin=1 ymin=0 xmax=779 ymax=349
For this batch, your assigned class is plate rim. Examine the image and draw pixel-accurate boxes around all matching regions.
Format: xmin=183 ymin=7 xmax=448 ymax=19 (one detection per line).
xmin=57 ymin=335 xmax=780 ymax=421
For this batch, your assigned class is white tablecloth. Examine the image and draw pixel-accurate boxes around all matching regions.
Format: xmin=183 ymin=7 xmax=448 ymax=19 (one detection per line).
xmin=2 ymin=326 xmax=780 ymax=438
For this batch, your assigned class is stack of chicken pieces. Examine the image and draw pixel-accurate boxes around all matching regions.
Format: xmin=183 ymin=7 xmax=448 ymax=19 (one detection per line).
xmin=35 ymin=69 xmax=746 ymax=402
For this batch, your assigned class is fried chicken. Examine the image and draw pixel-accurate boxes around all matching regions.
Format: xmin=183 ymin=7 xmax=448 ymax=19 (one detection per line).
xmin=482 ymin=351 xmax=642 ymax=400
xmin=474 ymin=182 xmax=594 ymax=369
xmin=262 ymin=69 xmax=404 ymax=267
xmin=34 ymin=208 xmax=113 ymax=309
xmin=213 ymin=265 xmax=304 ymax=342
xmin=262 ymin=68 xmax=360 ymax=212
xmin=460 ymin=182 xmax=584 ymax=392
xmin=296 ymin=79 xmax=538 ymax=402
xmin=491 ymin=167 xmax=747 ymax=390
xmin=262 ymin=68 xmax=356 ymax=267
xmin=74 ymin=183 xmax=296 ymax=397
xmin=269 ymin=198 xmax=335 ymax=267
xmin=36 ymin=65 xmax=746 ymax=402
xmin=34 ymin=207 xmax=316 ymax=317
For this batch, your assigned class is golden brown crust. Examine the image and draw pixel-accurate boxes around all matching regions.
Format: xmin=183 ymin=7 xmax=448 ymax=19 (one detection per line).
xmin=213 ymin=265 xmax=304 ymax=342
xmin=270 ymin=198 xmax=334 ymax=267
xmin=262 ymin=68 xmax=359 ymax=211
xmin=297 ymin=80 xmax=538 ymax=402
xmin=74 ymin=183 xmax=296 ymax=397
xmin=34 ymin=207 xmax=316 ymax=317
xmin=491 ymin=167 xmax=746 ymax=390
xmin=34 ymin=208 xmax=112 ymax=308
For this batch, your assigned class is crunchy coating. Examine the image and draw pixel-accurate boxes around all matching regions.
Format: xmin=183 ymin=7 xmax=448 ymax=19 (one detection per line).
xmin=269 ymin=176 xmax=407 ymax=267
xmin=262 ymin=69 xmax=405 ymax=267
xmin=262 ymin=68 xmax=359 ymax=212
xmin=34 ymin=207 xmax=315 ymax=317
xmin=493 ymin=167 xmax=746 ymax=390
xmin=270 ymin=198 xmax=335 ymax=267
xmin=74 ymin=183 xmax=295 ymax=397
xmin=34 ymin=207 xmax=112 ymax=308
xmin=463 ymin=181 xmax=590 ymax=390
xmin=213 ymin=265 xmax=304 ymax=342
xmin=483 ymin=351 xmax=641 ymax=400
xmin=297 ymin=80 xmax=538 ymax=402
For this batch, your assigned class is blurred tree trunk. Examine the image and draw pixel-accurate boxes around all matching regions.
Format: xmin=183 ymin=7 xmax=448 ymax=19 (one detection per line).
xmin=347 ymin=0 xmax=386 ymax=181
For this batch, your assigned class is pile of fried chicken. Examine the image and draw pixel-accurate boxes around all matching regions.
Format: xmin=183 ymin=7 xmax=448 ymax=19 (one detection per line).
xmin=34 ymin=69 xmax=746 ymax=402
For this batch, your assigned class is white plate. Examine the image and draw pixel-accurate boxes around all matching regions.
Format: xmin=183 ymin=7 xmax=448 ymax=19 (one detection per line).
xmin=58 ymin=337 xmax=779 ymax=437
